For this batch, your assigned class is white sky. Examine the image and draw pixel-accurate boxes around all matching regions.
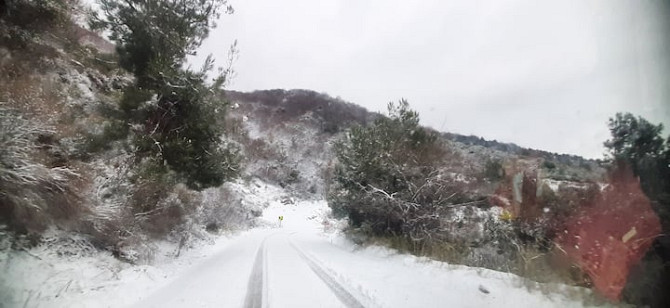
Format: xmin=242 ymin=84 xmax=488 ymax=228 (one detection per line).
xmin=193 ymin=0 xmax=670 ymax=159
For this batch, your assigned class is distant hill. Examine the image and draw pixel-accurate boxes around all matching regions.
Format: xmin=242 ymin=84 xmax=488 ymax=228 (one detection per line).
xmin=227 ymin=89 xmax=603 ymax=172
xmin=226 ymin=89 xmax=375 ymax=134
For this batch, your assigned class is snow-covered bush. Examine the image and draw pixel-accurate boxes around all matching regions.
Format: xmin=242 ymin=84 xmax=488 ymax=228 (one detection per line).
xmin=329 ymin=100 xmax=461 ymax=240
xmin=135 ymin=183 xmax=199 ymax=238
xmin=197 ymin=184 xmax=255 ymax=232
xmin=0 ymin=107 xmax=83 ymax=234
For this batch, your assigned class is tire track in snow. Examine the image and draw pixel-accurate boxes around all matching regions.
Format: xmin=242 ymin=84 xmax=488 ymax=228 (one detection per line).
xmin=290 ymin=241 xmax=366 ymax=308
xmin=244 ymin=237 xmax=269 ymax=308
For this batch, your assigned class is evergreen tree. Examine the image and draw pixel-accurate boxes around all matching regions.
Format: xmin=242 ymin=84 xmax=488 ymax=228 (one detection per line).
xmin=604 ymin=113 xmax=669 ymax=222
xmin=604 ymin=113 xmax=665 ymax=169
xmin=330 ymin=100 xmax=449 ymax=237
xmin=92 ymin=0 xmax=239 ymax=190
xmin=606 ymin=114 xmax=670 ymax=308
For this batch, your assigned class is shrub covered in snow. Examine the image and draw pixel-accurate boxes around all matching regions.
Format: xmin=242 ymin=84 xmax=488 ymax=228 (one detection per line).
xmin=0 ymin=107 xmax=83 ymax=234
xmin=329 ymin=100 xmax=467 ymax=241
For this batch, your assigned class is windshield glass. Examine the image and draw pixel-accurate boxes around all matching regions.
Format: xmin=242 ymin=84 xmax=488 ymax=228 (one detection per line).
xmin=1 ymin=1 xmax=668 ymax=307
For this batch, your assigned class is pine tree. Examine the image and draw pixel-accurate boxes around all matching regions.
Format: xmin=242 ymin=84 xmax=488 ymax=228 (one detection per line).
xmin=604 ymin=112 xmax=669 ymax=230
xmin=91 ymin=0 xmax=239 ymax=189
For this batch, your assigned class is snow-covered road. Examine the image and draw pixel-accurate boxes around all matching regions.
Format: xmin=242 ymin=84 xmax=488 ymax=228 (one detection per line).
xmin=128 ymin=200 xmax=591 ymax=308
xmin=130 ymin=221 xmax=369 ymax=307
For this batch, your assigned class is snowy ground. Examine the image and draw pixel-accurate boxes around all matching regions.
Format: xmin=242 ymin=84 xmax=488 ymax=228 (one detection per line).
xmin=2 ymin=183 xmax=602 ymax=308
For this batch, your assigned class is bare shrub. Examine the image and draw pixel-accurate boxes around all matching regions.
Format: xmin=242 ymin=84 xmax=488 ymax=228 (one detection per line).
xmin=468 ymin=215 xmax=589 ymax=287
xmin=131 ymin=180 xmax=200 ymax=238
xmin=246 ymin=138 xmax=275 ymax=161
xmin=198 ymin=184 xmax=251 ymax=232
xmin=38 ymin=230 xmax=98 ymax=257
xmin=80 ymin=160 xmax=134 ymax=248
xmin=112 ymin=232 xmax=158 ymax=264
xmin=0 ymin=71 xmax=67 ymax=122
xmin=81 ymin=161 xmax=200 ymax=262
xmin=0 ymin=107 xmax=84 ymax=234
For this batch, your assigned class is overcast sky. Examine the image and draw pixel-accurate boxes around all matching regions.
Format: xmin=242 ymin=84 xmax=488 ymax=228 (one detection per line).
xmin=192 ymin=0 xmax=670 ymax=159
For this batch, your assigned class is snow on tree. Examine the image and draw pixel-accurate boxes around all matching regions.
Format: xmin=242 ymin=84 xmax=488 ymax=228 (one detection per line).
xmin=91 ymin=0 xmax=240 ymax=189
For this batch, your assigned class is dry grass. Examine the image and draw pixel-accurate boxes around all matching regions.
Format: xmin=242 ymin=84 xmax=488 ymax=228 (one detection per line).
xmin=0 ymin=72 xmax=67 ymax=119
xmin=0 ymin=107 xmax=86 ymax=235
xmin=0 ymin=50 xmax=97 ymax=145
xmin=355 ymin=215 xmax=591 ymax=286
xmin=360 ymin=231 xmax=610 ymax=306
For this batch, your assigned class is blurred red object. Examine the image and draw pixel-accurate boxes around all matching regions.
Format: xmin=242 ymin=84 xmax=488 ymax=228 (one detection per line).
xmin=556 ymin=166 xmax=661 ymax=301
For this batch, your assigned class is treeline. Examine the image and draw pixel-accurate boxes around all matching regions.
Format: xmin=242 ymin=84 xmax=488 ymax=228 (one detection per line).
xmin=442 ymin=132 xmax=602 ymax=169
